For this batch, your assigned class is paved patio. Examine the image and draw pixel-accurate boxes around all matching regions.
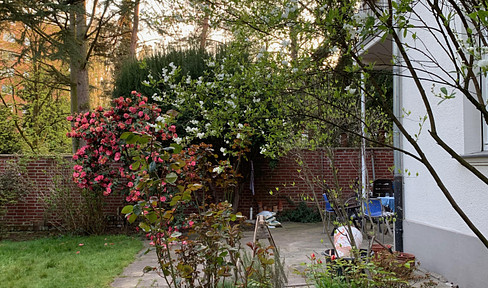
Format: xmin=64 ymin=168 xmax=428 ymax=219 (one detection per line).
xmin=111 ymin=222 xmax=453 ymax=287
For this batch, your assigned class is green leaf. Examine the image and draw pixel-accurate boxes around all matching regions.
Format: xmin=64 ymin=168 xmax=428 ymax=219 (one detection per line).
xmin=131 ymin=161 xmax=141 ymax=170
xmin=170 ymin=195 xmax=181 ymax=206
xmin=146 ymin=212 xmax=158 ymax=224
xmin=125 ymin=134 xmax=138 ymax=144
xmin=120 ymin=132 xmax=132 ymax=140
xmin=440 ymin=87 xmax=448 ymax=95
xmin=133 ymin=204 xmax=142 ymax=216
xmin=121 ymin=205 xmax=133 ymax=214
xmin=170 ymin=143 xmax=182 ymax=154
xmin=166 ymin=172 xmax=178 ymax=184
xmin=128 ymin=213 xmax=138 ymax=224
xmin=149 ymin=161 xmax=157 ymax=173
xmin=139 ymin=135 xmax=151 ymax=145
xmin=139 ymin=222 xmax=150 ymax=232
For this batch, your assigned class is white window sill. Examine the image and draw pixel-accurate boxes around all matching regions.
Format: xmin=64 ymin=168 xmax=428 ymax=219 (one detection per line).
xmin=461 ymin=151 xmax=488 ymax=166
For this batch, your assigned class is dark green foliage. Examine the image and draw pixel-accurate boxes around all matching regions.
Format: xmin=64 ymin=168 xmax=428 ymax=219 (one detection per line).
xmin=112 ymin=48 xmax=211 ymax=99
xmin=0 ymin=107 xmax=21 ymax=154
xmin=0 ymin=161 xmax=30 ymax=208
xmin=41 ymin=160 xmax=108 ymax=235
xmin=0 ymin=161 xmax=31 ymax=235
xmin=277 ymin=201 xmax=322 ymax=223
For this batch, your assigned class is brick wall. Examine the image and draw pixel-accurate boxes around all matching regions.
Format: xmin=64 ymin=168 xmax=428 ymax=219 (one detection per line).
xmin=0 ymin=155 xmax=125 ymax=231
xmin=0 ymin=148 xmax=393 ymax=230
xmin=236 ymin=148 xmax=394 ymax=216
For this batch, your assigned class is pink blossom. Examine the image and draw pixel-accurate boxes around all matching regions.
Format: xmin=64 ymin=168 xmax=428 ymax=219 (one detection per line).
xmin=127 ymin=182 xmax=134 ymax=188
xmin=123 ymin=113 xmax=130 ymax=119
xmin=114 ymin=152 xmax=121 ymax=161
xmin=138 ymin=111 xmax=144 ymax=117
xmin=66 ymin=116 xmax=73 ymax=121
xmin=160 ymin=196 xmax=167 ymax=202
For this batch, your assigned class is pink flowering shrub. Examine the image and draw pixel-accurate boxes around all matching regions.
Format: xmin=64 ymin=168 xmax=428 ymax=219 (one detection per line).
xmin=68 ymin=92 xmax=251 ymax=287
xmin=67 ymin=91 xmax=170 ymax=197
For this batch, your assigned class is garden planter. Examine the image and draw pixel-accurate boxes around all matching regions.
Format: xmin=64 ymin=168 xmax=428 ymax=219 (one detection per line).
xmin=373 ymin=250 xmax=416 ymax=279
xmin=322 ymin=248 xmax=370 ymax=276
xmin=371 ymin=243 xmax=392 ymax=259
xmin=395 ymin=252 xmax=416 ymax=266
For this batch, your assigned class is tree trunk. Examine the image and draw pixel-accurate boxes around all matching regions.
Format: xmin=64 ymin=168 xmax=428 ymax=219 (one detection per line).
xmin=199 ymin=15 xmax=209 ymax=51
xmin=129 ymin=0 xmax=139 ymax=58
xmin=70 ymin=0 xmax=90 ymax=152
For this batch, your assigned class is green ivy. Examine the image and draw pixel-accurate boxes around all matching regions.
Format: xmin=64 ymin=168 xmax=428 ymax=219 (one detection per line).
xmin=277 ymin=202 xmax=322 ymax=223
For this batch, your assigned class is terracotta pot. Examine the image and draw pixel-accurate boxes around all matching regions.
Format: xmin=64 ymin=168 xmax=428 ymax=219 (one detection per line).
xmin=395 ymin=252 xmax=416 ymax=267
xmin=371 ymin=243 xmax=392 ymax=259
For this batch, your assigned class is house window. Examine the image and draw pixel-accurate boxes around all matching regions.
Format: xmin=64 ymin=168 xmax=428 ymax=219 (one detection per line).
xmin=483 ymin=74 xmax=488 ymax=151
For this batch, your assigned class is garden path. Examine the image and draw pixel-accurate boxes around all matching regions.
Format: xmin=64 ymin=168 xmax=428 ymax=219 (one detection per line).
xmin=111 ymin=222 xmax=453 ymax=288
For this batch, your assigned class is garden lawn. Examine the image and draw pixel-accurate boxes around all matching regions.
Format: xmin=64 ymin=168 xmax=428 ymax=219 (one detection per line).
xmin=0 ymin=234 xmax=143 ymax=288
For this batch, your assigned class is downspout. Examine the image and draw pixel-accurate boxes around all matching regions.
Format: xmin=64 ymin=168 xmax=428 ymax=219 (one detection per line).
xmin=361 ymin=73 xmax=368 ymax=198
xmin=392 ymin=32 xmax=404 ymax=252
xmin=371 ymin=150 xmax=376 ymax=181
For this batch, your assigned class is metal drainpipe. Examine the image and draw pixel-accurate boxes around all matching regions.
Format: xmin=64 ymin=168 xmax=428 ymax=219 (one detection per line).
xmin=361 ymin=73 xmax=368 ymax=198
xmin=392 ymin=32 xmax=404 ymax=252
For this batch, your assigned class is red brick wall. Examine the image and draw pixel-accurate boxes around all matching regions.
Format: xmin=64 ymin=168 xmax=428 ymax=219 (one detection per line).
xmin=236 ymin=148 xmax=394 ymax=216
xmin=0 ymin=155 xmax=125 ymax=231
xmin=0 ymin=148 xmax=393 ymax=230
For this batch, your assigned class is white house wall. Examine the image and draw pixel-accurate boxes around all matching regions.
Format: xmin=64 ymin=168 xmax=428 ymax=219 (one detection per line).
xmin=397 ymin=1 xmax=488 ymax=286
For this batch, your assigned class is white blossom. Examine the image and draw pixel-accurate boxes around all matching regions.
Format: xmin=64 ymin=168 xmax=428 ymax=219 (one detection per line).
xmin=220 ymin=147 xmax=227 ymax=156
xmin=345 ymin=85 xmax=357 ymax=94
xmin=213 ymin=166 xmax=224 ymax=174
xmin=477 ymin=58 xmax=488 ymax=69
xmin=185 ymin=126 xmax=198 ymax=134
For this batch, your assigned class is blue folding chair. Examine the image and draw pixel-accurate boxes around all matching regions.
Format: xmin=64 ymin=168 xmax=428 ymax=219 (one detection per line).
xmin=323 ymin=193 xmax=336 ymax=233
xmin=362 ymin=198 xmax=393 ymax=241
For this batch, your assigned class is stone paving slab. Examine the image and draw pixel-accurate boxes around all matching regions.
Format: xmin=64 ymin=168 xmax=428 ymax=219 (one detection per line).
xmin=111 ymin=222 xmax=454 ymax=288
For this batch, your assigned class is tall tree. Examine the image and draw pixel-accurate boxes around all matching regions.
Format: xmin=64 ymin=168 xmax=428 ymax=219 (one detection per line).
xmin=1 ymin=0 xmax=139 ymax=151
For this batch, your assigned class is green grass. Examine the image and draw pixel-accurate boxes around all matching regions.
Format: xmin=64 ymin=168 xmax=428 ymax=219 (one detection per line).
xmin=0 ymin=234 xmax=144 ymax=288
